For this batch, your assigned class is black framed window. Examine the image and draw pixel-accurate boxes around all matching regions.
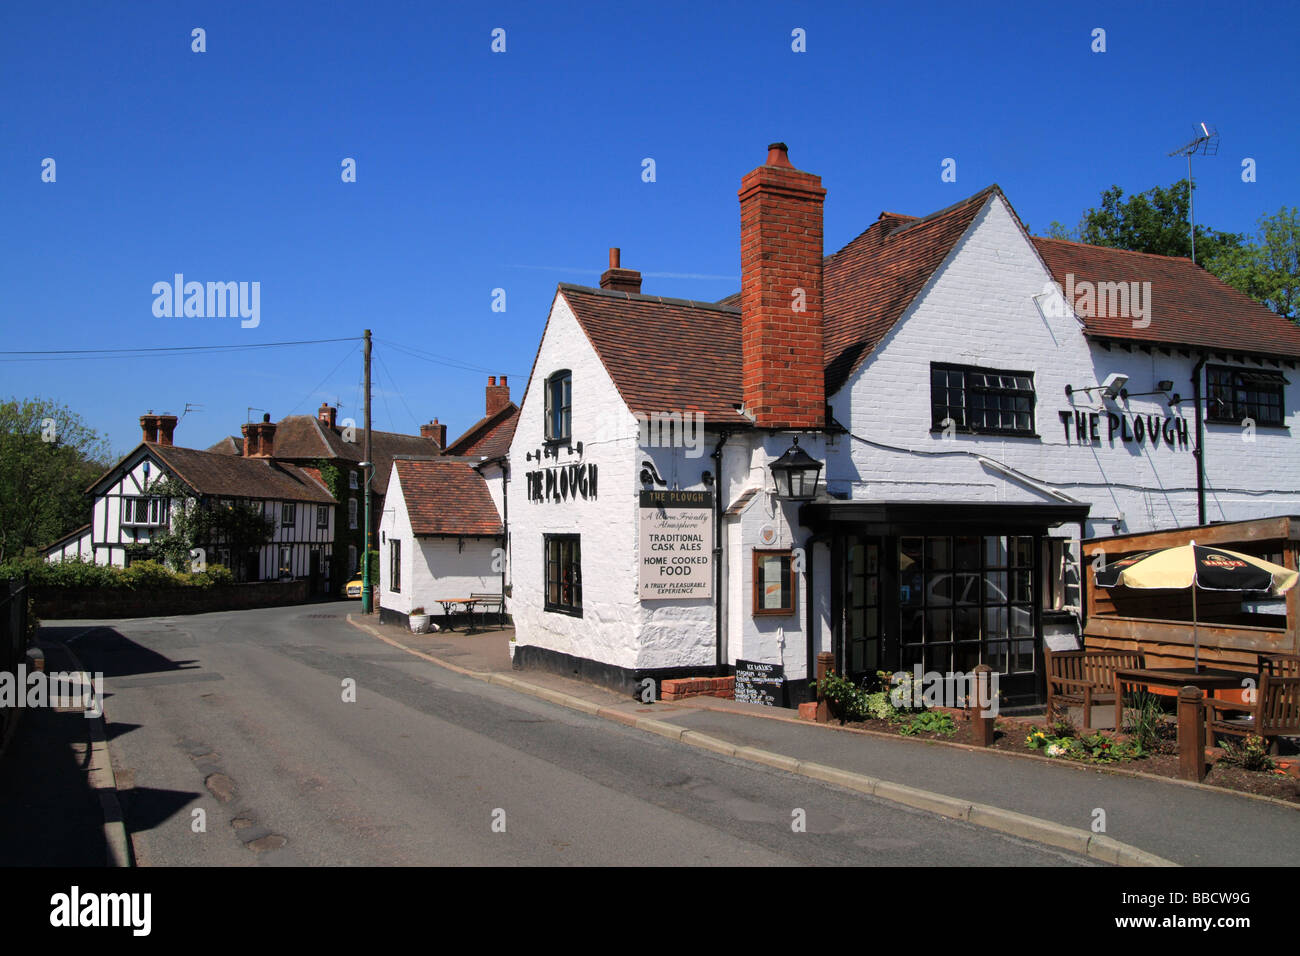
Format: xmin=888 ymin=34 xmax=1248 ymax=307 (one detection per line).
xmin=753 ymin=549 xmax=796 ymax=616
xmin=899 ymin=535 xmax=1035 ymax=678
xmin=545 ymin=370 xmax=572 ymax=442
xmin=390 ymin=539 xmax=401 ymax=593
xmin=281 ymin=503 xmax=296 ymax=527
xmin=544 ymin=534 xmax=581 ymax=615
xmin=316 ymin=505 xmax=329 ymax=528
xmin=931 ymin=363 xmax=1035 ymax=435
xmin=1206 ymin=365 xmax=1286 ymax=427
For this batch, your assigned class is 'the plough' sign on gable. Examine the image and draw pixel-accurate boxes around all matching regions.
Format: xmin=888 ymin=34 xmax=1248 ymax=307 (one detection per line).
xmin=526 ymin=462 xmax=598 ymax=503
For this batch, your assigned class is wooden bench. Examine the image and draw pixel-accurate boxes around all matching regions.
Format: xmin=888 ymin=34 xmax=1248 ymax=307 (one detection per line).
xmin=1206 ymin=672 xmax=1300 ymax=753
xmin=1260 ymin=653 xmax=1300 ymax=679
xmin=1045 ymin=648 xmax=1144 ymax=732
xmin=470 ymin=592 xmax=505 ymax=628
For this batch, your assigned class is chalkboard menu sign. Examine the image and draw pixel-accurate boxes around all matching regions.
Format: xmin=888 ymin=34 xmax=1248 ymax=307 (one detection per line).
xmin=734 ymin=659 xmax=786 ymax=707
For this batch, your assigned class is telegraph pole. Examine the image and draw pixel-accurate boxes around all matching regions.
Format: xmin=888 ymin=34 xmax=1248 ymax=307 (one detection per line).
xmin=361 ymin=329 xmax=374 ymax=614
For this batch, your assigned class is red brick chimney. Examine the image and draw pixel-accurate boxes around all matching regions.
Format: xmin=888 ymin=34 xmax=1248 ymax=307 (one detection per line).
xmin=139 ymin=414 xmax=161 ymax=444
xmin=486 ymin=375 xmax=510 ymax=417
xmin=739 ymin=143 xmax=826 ymax=429
xmin=318 ymin=403 xmax=338 ymax=429
xmin=241 ymin=413 xmax=277 ymax=458
xmin=421 ymin=418 xmax=447 ymax=447
xmin=599 ymin=248 xmax=642 ymax=295
xmin=156 ymin=414 xmax=178 ymax=446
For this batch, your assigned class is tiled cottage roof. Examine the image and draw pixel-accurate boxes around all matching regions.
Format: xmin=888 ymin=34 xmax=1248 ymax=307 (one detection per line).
xmin=1032 ymin=237 xmax=1300 ymax=359
xmin=444 ymin=404 xmax=519 ymax=458
xmin=822 ymin=187 xmax=997 ymax=393
xmin=551 ymin=184 xmax=1300 ymax=416
xmin=143 ymin=443 xmax=335 ymax=503
xmin=394 ymin=460 xmax=503 ymax=536
xmin=209 ymin=415 xmax=441 ymax=491
xmin=559 ymin=284 xmax=751 ymax=426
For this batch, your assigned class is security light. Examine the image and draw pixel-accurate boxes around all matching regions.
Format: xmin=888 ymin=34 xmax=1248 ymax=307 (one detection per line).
xmin=1101 ymin=373 xmax=1129 ymax=399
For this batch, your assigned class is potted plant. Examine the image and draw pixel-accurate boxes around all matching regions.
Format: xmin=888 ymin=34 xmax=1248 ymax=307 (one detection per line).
xmin=409 ymin=607 xmax=429 ymax=634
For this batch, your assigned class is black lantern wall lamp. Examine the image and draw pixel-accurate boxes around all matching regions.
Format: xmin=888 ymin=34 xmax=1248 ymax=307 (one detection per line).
xmin=769 ymin=437 xmax=822 ymax=501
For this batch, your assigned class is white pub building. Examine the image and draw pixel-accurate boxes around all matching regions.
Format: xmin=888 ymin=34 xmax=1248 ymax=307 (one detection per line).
xmin=505 ymin=143 xmax=1300 ymax=708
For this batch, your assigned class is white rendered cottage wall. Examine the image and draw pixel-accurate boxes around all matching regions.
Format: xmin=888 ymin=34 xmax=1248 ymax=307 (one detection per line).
xmin=378 ymin=468 xmax=412 ymax=615
xmin=827 ymin=194 xmax=1300 ymax=539
xmin=412 ymin=538 xmax=500 ymax=616
xmin=508 ymin=293 xmax=644 ymax=670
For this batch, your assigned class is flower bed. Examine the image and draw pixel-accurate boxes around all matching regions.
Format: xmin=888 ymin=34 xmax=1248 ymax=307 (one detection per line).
xmin=814 ymin=671 xmax=1300 ymax=805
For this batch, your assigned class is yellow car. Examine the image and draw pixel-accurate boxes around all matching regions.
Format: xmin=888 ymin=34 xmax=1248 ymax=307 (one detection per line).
xmin=343 ymin=575 xmax=364 ymax=599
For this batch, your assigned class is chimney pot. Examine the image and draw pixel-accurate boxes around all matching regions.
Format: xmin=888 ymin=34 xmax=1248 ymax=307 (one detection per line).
xmin=766 ymin=142 xmax=793 ymax=167
xmin=599 ymin=248 xmax=642 ymax=295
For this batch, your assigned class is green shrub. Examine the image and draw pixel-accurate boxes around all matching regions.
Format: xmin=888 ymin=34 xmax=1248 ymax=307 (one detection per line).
xmin=896 ymin=710 xmax=956 ymax=737
xmin=816 ymin=671 xmax=868 ymax=723
xmin=119 ymin=560 xmax=182 ymax=590
xmin=1219 ymin=734 xmax=1276 ymax=772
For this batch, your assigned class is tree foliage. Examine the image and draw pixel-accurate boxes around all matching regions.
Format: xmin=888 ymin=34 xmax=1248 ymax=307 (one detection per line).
xmin=0 ymin=397 xmax=113 ymax=563
xmin=1051 ymin=180 xmax=1242 ymax=262
xmin=1204 ymin=207 xmax=1300 ymax=320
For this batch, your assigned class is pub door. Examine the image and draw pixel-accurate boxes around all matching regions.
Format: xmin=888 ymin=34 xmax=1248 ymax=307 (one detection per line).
xmin=843 ymin=534 xmax=885 ymax=686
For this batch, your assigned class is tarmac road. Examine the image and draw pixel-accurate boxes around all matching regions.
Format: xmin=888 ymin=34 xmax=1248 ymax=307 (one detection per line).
xmin=65 ymin=602 xmax=1091 ymax=866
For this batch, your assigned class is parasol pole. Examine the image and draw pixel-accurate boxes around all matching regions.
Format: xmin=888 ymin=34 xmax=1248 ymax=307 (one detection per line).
xmin=1190 ymin=539 xmax=1200 ymax=672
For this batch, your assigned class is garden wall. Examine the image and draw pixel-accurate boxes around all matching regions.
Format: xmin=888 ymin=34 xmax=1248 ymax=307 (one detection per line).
xmin=33 ymin=580 xmax=309 ymax=619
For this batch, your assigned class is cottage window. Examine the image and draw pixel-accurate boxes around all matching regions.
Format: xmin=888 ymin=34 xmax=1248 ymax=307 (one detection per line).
xmin=545 ymin=370 xmax=572 ymax=442
xmin=1206 ymin=365 xmax=1286 ymax=427
xmin=282 ymin=503 xmax=296 ymax=527
xmin=390 ymin=539 xmax=401 ymax=593
xmin=931 ymin=363 xmax=1035 ymax=436
xmin=544 ymin=534 xmax=581 ymax=615
xmin=753 ymin=550 xmax=796 ymax=616
xmin=122 ymin=496 xmax=167 ymax=526
xmin=317 ymin=505 xmax=329 ymax=529
xmin=279 ymin=547 xmax=292 ymax=578
xmin=349 ymin=471 xmax=359 ymax=490
xmin=348 ymin=498 xmax=358 ymax=530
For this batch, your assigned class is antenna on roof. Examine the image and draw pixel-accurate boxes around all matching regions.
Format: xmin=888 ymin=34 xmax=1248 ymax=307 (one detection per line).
xmin=247 ymin=406 xmax=266 ymax=423
xmin=1167 ymin=123 xmax=1219 ymax=265
xmin=179 ymin=402 xmax=204 ymax=423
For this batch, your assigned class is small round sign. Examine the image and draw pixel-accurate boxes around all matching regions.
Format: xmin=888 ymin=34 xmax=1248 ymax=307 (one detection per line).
xmin=759 ymin=525 xmax=777 ymax=546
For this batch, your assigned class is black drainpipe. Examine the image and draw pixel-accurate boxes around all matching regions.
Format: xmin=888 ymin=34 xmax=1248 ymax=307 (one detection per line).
xmin=804 ymin=530 xmax=829 ymax=702
xmin=1191 ymin=354 xmax=1207 ymax=526
xmin=500 ymin=459 xmax=509 ymax=611
xmin=712 ymin=431 xmax=729 ymax=670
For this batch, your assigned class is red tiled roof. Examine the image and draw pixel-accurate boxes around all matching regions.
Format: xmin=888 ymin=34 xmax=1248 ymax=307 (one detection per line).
xmin=822 ymin=187 xmax=997 ymax=393
xmin=394 ymin=460 xmax=502 ymax=536
xmin=105 ymin=443 xmax=337 ymax=503
xmin=444 ymin=404 xmax=519 ymax=458
xmin=1032 ymin=237 xmax=1300 ymax=358
xmin=209 ymin=415 xmax=441 ymax=491
xmin=559 ymin=285 xmax=751 ymax=425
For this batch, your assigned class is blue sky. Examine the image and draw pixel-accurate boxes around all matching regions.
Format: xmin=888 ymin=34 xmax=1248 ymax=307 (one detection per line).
xmin=3 ymin=1 xmax=1297 ymax=456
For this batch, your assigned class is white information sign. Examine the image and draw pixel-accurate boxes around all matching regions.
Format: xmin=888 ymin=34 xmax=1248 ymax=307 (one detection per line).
xmin=639 ymin=490 xmax=713 ymax=600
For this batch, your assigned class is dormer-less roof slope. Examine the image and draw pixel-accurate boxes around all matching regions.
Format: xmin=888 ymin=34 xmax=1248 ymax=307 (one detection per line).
xmin=88 ymin=442 xmax=335 ymax=503
xmin=1032 ymin=237 xmax=1300 ymax=359
xmin=394 ymin=460 xmax=503 ymax=536
xmin=822 ymin=186 xmax=998 ymax=394
xmin=444 ymin=404 xmax=520 ymax=458
xmin=559 ymin=284 xmax=751 ymax=426
xmin=209 ymin=415 xmax=441 ymax=491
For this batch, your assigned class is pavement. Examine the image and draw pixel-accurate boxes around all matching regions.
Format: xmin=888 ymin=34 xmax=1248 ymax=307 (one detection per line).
xmin=351 ymin=615 xmax=1300 ymax=867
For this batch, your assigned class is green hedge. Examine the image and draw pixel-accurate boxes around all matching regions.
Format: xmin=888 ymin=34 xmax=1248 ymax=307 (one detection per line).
xmin=0 ymin=555 xmax=235 ymax=590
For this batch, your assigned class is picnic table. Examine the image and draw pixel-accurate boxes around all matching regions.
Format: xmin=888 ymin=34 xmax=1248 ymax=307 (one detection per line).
xmin=434 ymin=598 xmax=481 ymax=633
xmin=1113 ymin=666 xmax=1252 ymax=731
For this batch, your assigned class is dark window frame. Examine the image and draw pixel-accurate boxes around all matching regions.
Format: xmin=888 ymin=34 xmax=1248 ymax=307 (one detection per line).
xmin=316 ymin=505 xmax=329 ymax=529
xmin=930 ymin=362 xmax=1038 ymax=437
xmin=544 ymin=534 xmax=582 ymax=616
xmin=1205 ymin=365 xmax=1287 ymax=428
xmin=281 ymin=502 xmax=296 ymax=527
xmin=544 ymin=369 xmax=573 ymax=443
xmin=753 ymin=549 xmax=797 ymax=617
xmin=390 ymin=539 xmax=401 ymax=594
